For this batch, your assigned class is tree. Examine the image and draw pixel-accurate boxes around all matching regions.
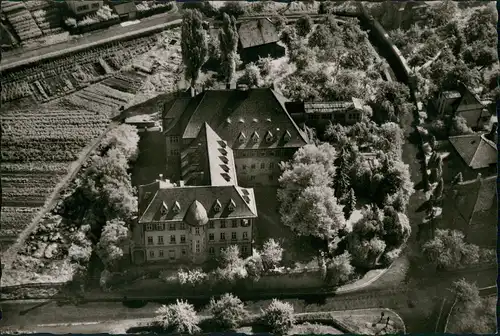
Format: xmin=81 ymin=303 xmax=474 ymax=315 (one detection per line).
xmin=245 ymin=255 xmax=264 ymax=281
xmin=280 ymin=26 xmax=297 ymax=49
xmin=282 ymin=184 xmax=346 ymax=240
xmin=333 ymin=147 xmax=351 ymax=200
xmin=219 ymin=245 xmax=243 ymax=268
xmin=349 ymin=234 xmax=386 ymax=269
xmin=239 ymin=62 xmax=262 ymax=87
xmin=273 ymin=15 xmax=286 ymax=31
xmin=342 ymin=188 xmax=356 ymax=220
xmin=429 ymin=0 xmax=458 ymax=27
xmin=219 ymin=13 xmax=239 ymax=84
xmin=325 ymin=251 xmax=354 ymax=286
xmin=95 ymin=218 xmax=129 ymax=269
xmin=181 ymin=9 xmax=208 ymax=87
xmin=155 ymin=300 xmax=201 ymax=334
xmin=209 ymin=293 xmax=249 ymax=330
xmin=295 ymin=15 xmax=313 ymax=37
xmin=261 ymin=299 xmax=296 ymax=335
xmin=370 ymin=81 xmax=413 ymax=124
xmin=452 ymin=278 xmax=481 ymax=308
xmin=381 ymin=206 xmax=411 ymax=250
xmin=449 ymin=116 xmax=473 ymax=136
xmin=260 ymin=239 xmax=284 ymax=270
xmin=289 ymin=41 xmax=317 ymax=71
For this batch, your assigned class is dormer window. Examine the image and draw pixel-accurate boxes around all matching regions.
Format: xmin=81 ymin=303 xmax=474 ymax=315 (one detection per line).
xmin=283 ymin=130 xmax=291 ymax=142
xmin=226 ymin=118 xmax=231 ymax=124
xmin=172 ymin=201 xmax=181 ymax=213
xmin=228 ymin=199 xmax=236 ymax=211
xmin=265 ymin=130 xmax=274 ymax=143
xmin=252 ymin=118 xmax=258 ymax=123
xmin=213 ymin=199 xmax=222 ymax=212
xmin=251 ymin=131 xmax=260 ymax=143
xmin=238 ymin=118 xmax=245 ymax=123
xmin=238 ymin=132 xmax=246 ymax=143
xmin=161 ymin=202 xmax=168 ymax=215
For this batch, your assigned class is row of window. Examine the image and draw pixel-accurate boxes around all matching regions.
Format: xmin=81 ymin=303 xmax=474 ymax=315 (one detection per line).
xmin=238 ymin=162 xmax=275 ymax=170
xmin=234 ymin=149 xmax=292 ymax=158
xmin=146 ymin=231 xmax=249 ymax=245
xmin=170 ymin=149 xmax=180 ymax=156
xmin=241 ymin=174 xmax=274 ymax=182
xmin=146 ymin=219 xmax=250 ymax=231
xmin=148 ymin=245 xmax=249 ymax=259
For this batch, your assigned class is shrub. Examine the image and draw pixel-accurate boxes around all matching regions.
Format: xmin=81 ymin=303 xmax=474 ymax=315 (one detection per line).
xmin=238 ymin=62 xmax=262 ymax=87
xmin=245 ymin=254 xmax=264 ymax=281
xmin=452 ymin=278 xmax=481 ymax=308
xmin=257 ymin=56 xmax=273 ymax=77
xmin=155 ymin=300 xmax=201 ymax=334
xmin=68 ymin=243 xmax=92 ymax=264
xmin=208 ymin=293 xmax=249 ymax=330
xmin=260 ymin=239 xmax=284 ymax=270
xmin=325 ymin=251 xmax=354 ymax=286
xmin=295 ymin=15 xmax=313 ymax=37
xmin=65 ymin=17 xmax=77 ymax=27
xmin=449 ymin=116 xmax=473 ymax=135
xmin=261 ymin=299 xmax=296 ymax=335
xmin=177 ymin=268 xmax=208 ymax=286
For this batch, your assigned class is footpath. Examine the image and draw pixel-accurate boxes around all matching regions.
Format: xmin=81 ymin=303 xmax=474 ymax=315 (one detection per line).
xmin=0 ymin=5 xmax=181 ymax=72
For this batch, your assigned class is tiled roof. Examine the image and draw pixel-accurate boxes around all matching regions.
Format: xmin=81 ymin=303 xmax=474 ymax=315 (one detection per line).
xmin=167 ymin=88 xmax=309 ymax=149
xmin=449 ymin=133 xmax=497 ymax=169
xmin=181 ymin=123 xmax=238 ymax=187
xmin=138 ymin=182 xmax=257 ymax=224
xmin=452 ymin=175 xmax=497 ymax=226
xmin=163 ymin=97 xmax=196 ymax=134
xmin=238 ymin=19 xmax=279 ymax=49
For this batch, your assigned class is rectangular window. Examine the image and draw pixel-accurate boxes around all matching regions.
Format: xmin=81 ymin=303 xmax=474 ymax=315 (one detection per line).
xmin=251 ymin=163 xmax=256 ymax=169
xmin=159 ymin=250 xmax=164 ymax=257
xmin=147 ymin=236 xmax=153 ymax=245
xmin=209 ymin=233 xmax=214 ymax=241
xmin=171 ymin=136 xmax=179 ymax=143
xmin=242 ymin=151 xmax=248 ymax=157
xmin=269 ymin=162 xmax=274 ymax=169
xmin=232 ymin=219 xmax=238 ymax=227
xmin=181 ymin=248 xmax=186 ymax=255
xmin=243 ymin=232 xmax=248 ymax=240
xmin=209 ymin=247 xmax=215 ymax=254
xmin=91 ymin=3 xmax=100 ymax=8
xmin=169 ymin=223 xmax=176 ymax=230
xmin=269 ymin=175 xmax=273 ymax=181
xmin=169 ymin=250 xmax=175 ymax=260
xmin=196 ymin=246 xmax=200 ymax=253
xmin=231 ymin=232 xmax=237 ymax=241
xmin=250 ymin=175 xmax=255 ymax=181
xmin=270 ymin=150 xmax=275 ymax=157
xmin=242 ymin=164 xmax=247 ymax=170
xmin=220 ymin=220 xmax=226 ymax=228
xmin=149 ymin=250 xmax=155 ymax=258
xmin=260 ymin=162 xmax=265 ymax=169
xmin=220 ymin=232 xmax=226 ymax=241
xmin=195 ymin=228 xmax=200 ymax=235
xmin=77 ymin=4 xmax=89 ymax=11
xmin=158 ymin=236 xmax=164 ymax=245
xmin=260 ymin=151 xmax=266 ymax=157
xmin=146 ymin=224 xmax=153 ymax=231
xmin=242 ymin=246 xmax=248 ymax=254
xmin=180 ymin=235 xmax=186 ymax=243
xmin=158 ymin=223 xmax=165 ymax=231
xmin=170 ymin=235 xmax=176 ymax=244
xmin=209 ymin=221 xmax=215 ymax=229
xmin=241 ymin=219 xmax=250 ymax=227
xmin=180 ymin=223 xmax=186 ymax=230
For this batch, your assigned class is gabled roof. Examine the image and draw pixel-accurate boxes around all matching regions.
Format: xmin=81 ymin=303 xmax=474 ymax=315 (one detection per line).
xmin=449 ymin=133 xmax=497 ymax=169
xmin=238 ymin=19 xmax=279 ymax=49
xmin=451 ymin=175 xmax=496 ymax=226
xmin=112 ymin=0 xmax=137 ymax=14
xmin=138 ymin=182 xmax=257 ymax=224
xmin=166 ymin=88 xmax=309 ymax=149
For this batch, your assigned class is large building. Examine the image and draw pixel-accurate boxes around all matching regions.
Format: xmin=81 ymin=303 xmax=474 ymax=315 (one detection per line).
xmin=163 ymin=87 xmax=311 ymax=187
xmin=132 ymin=123 xmax=258 ymax=265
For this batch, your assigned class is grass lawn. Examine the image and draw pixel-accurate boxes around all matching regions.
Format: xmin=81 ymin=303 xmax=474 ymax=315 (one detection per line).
xmin=253 ymin=186 xmax=320 ymax=266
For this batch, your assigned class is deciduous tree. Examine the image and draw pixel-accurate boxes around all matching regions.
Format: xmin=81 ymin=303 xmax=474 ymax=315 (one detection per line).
xmin=239 ymin=62 xmax=262 ymax=87
xmin=261 ymin=299 xmax=296 ymax=335
xmin=324 ymin=251 xmax=354 ymax=286
xmin=219 ymin=13 xmax=239 ymax=84
xmin=260 ymin=239 xmax=284 ymax=270
xmin=95 ymin=218 xmax=129 ymax=269
xmin=452 ymin=278 xmax=481 ymax=308
xmin=181 ymin=9 xmax=208 ymax=87
xmin=155 ymin=300 xmax=201 ymax=334
xmin=219 ymin=245 xmax=243 ymax=268
xmin=449 ymin=116 xmax=473 ymax=136
xmin=295 ymin=15 xmax=313 ymax=37
xmin=209 ymin=293 xmax=249 ymax=330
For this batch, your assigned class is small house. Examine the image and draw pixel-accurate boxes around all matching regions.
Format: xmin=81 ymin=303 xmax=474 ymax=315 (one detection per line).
xmin=237 ymin=18 xmax=284 ymax=63
xmin=65 ymin=0 xmax=103 ymax=16
xmin=109 ymin=0 xmax=137 ymax=20
xmin=435 ymin=82 xmax=491 ymax=130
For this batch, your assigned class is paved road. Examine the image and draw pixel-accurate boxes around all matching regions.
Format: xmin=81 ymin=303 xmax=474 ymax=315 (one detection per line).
xmin=0 ymin=8 xmax=181 ymax=71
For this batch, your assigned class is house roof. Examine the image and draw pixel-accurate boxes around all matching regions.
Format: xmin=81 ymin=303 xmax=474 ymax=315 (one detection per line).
xmin=165 ymin=88 xmax=309 ymax=149
xmin=181 ymin=122 xmax=238 ymax=186
xmin=449 ymin=133 xmax=497 ymax=169
xmin=138 ymin=181 xmax=257 ymax=224
xmin=112 ymin=1 xmax=136 ymax=15
xmin=451 ymin=175 xmax=497 ymax=226
xmin=238 ymin=19 xmax=279 ymax=49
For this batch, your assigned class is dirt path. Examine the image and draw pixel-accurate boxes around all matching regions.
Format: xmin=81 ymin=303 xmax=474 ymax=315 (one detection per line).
xmin=1 ymin=121 xmax=120 ymax=269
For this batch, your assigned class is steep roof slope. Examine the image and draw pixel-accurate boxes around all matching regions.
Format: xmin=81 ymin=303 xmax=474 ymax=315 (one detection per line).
xmin=449 ymin=133 xmax=497 ymax=169
xmin=238 ymin=19 xmax=279 ymax=49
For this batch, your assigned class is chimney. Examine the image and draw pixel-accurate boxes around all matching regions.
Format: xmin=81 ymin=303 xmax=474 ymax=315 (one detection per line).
xmin=477 ymin=173 xmax=482 ymax=181
xmin=179 ymin=180 xmax=185 ymax=187
xmin=190 ymin=87 xmax=195 ymax=98
xmin=159 ymin=174 xmax=163 ymax=181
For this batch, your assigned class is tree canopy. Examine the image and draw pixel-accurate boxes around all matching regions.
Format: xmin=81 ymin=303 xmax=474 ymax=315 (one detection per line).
xmin=181 ymin=9 xmax=208 ymax=87
xmin=218 ymin=13 xmax=239 ymax=83
xmin=95 ymin=218 xmax=129 ymax=269
xmin=260 ymin=239 xmax=284 ymax=270
xmin=155 ymin=300 xmax=201 ymax=334
xmin=209 ymin=293 xmax=249 ymax=330
xmin=262 ymin=299 xmax=296 ymax=335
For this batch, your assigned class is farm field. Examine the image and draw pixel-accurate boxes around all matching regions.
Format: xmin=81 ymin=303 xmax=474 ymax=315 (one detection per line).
xmin=0 ymin=109 xmax=109 ymax=253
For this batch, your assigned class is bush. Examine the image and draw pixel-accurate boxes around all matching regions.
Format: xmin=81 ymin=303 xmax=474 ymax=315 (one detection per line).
xmin=208 ymin=293 xmax=249 ymax=330
xmin=155 ymin=300 xmax=201 ymax=334
xmin=238 ymin=62 xmax=262 ymax=87
xmin=325 ymin=251 xmax=354 ymax=286
xmin=177 ymin=268 xmax=208 ymax=286
xmin=65 ymin=17 xmax=77 ymax=27
xmin=449 ymin=116 xmax=473 ymax=135
xmin=245 ymin=254 xmax=264 ymax=281
xmin=295 ymin=15 xmax=313 ymax=37
xmin=261 ymin=299 xmax=296 ymax=335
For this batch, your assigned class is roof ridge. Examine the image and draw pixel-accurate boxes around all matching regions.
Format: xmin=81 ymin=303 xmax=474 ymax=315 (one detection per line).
xmin=182 ymin=91 xmax=208 ymax=138
xmin=269 ymin=88 xmax=309 ymax=144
